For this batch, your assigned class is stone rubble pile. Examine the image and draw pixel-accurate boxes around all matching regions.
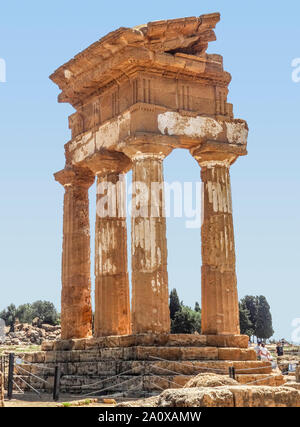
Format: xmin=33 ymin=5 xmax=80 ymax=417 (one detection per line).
xmin=2 ymin=323 xmax=61 ymax=346
xmin=183 ymin=373 xmax=238 ymax=388
xmin=277 ymin=355 xmax=300 ymax=375
xmin=118 ymin=380 xmax=300 ymax=408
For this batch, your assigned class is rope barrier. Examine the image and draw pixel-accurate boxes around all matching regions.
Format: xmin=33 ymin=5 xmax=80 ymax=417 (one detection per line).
xmin=16 ymin=364 xmax=51 ymax=386
xmin=147 ymin=381 xmax=165 ymax=392
xmin=243 ymin=370 xmax=289 ymax=386
xmin=148 ymin=356 xmax=228 ymax=374
xmin=234 ymin=365 xmax=273 ymax=373
xmin=77 ymin=367 xmax=139 ymax=389
xmin=147 ymin=372 xmax=185 ymax=389
xmin=148 ymin=361 xmax=197 ymax=378
xmin=78 ymin=358 xmax=166 ymax=397
xmin=14 ymin=367 xmax=42 ymax=397
xmin=12 ymin=380 xmax=25 ymax=394
xmin=16 ymin=357 xmax=55 ymax=372
xmin=81 ymin=374 xmax=144 ymax=398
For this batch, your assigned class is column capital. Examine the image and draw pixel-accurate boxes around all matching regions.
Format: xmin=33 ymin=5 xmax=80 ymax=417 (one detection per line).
xmin=122 ymin=142 xmax=173 ymax=161
xmin=190 ymin=140 xmax=247 ymax=167
xmin=54 ymin=166 xmax=95 ymax=189
xmin=84 ymin=150 xmax=132 ymax=176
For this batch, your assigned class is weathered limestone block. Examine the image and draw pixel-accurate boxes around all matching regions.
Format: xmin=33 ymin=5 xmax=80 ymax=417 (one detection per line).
xmin=145 ymin=385 xmax=300 ymax=407
xmin=143 ymin=375 xmax=191 ymax=392
xmin=117 ymin=335 xmax=137 ymax=347
xmin=206 ymin=334 xmax=248 ymax=349
xmin=54 ymin=167 xmax=94 ymax=340
xmin=159 ymin=387 xmax=235 ymax=407
xmin=229 ymin=385 xmax=299 ymax=407
xmin=53 ymin=340 xmax=74 ymax=351
xmin=236 ymin=374 xmax=286 ymax=387
xmin=167 ymin=334 xmax=207 ymax=347
xmin=84 ymin=337 xmax=105 ymax=350
xmin=72 ymin=339 xmax=87 ymax=351
xmin=118 ymin=396 xmax=160 ymax=408
xmin=285 ymin=382 xmax=300 ymax=391
xmin=134 ymin=346 xmax=219 ymax=361
xmin=296 ymin=365 xmax=300 ymax=383
xmin=143 ymin=375 xmax=171 ymax=392
xmin=232 ymin=361 xmax=272 ymax=375
xmin=55 ymin=351 xmax=73 ymax=363
xmin=218 ymin=348 xmax=257 ymax=361
xmin=184 ymin=373 xmax=238 ymax=388
xmin=47 ymin=333 xmax=251 ymax=352
xmin=135 ymin=334 xmax=169 ymax=347
xmin=79 ymin=349 xmax=101 ymax=362
xmin=181 ymin=347 xmax=219 ymax=360
xmin=41 ymin=341 xmax=54 ymax=351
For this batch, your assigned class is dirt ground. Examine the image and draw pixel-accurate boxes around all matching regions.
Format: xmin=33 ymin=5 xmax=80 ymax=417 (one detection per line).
xmin=4 ymin=392 xmax=116 ymax=407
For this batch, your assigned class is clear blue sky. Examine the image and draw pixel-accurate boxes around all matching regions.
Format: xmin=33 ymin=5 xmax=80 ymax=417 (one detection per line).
xmin=0 ymin=1 xmax=299 ymax=341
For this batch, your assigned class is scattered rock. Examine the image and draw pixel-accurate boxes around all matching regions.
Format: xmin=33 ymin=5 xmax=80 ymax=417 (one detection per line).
xmin=1 ymin=323 xmax=61 ymax=346
xmin=118 ymin=396 xmax=159 ymax=407
xmin=183 ymin=373 xmax=238 ymax=388
xmin=118 ymin=385 xmax=300 ymax=407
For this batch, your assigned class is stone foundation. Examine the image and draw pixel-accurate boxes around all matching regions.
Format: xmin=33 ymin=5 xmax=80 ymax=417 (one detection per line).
xmin=41 ymin=333 xmax=250 ymax=352
xmin=14 ymin=334 xmax=285 ymax=394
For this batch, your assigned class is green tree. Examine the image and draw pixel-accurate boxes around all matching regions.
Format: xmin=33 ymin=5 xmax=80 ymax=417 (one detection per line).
xmin=169 ymin=289 xmax=182 ymax=320
xmin=31 ymin=301 xmax=59 ymax=326
xmin=256 ymin=295 xmax=274 ymax=340
xmin=171 ymin=306 xmax=201 ymax=334
xmin=239 ymin=302 xmax=253 ymax=337
xmin=0 ymin=301 xmax=59 ymax=328
xmin=0 ymin=304 xmax=18 ymax=331
xmin=240 ymin=295 xmax=258 ymax=328
xmin=194 ymin=302 xmax=201 ymax=313
xmin=16 ymin=304 xmax=34 ymax=324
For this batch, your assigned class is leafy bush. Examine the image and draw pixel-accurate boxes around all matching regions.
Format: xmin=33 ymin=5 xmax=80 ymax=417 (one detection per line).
xmin=0 ymin=300 xmax=60 ymax=329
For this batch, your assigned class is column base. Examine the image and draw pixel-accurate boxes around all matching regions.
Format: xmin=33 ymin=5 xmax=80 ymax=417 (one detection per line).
xmin=41 ymin=333 xmax=250 ymax=351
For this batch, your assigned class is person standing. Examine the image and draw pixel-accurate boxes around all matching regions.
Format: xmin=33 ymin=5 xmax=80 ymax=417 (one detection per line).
xmin=276 ymin=342 xmax=284 ymax=357
xmin=255 ymin=341 xmax=262 ymax=360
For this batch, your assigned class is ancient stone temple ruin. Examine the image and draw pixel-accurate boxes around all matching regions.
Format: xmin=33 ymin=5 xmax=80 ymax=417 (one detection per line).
xmin=19 ymin=14 xmax=284 ymax=393
xmin=53 ymin=12 xmax=247 ymax=341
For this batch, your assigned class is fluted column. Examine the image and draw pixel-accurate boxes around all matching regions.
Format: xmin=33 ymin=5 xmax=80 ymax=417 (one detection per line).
xmin=123 ymin=143 xmax=172 ymax=334
xmin=192 ymin=145 xmax=240 ymax=335
xmin=86 ymin=152 xmax=131 ymax=337
xmin=54 ymin=167 xmax=94 ymax=340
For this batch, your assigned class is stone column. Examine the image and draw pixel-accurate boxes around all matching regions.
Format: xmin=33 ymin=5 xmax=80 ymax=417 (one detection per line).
xmin=123 ymin=143 xmax=172 ymax=334
xmin=191 ymin=145 xmax=240 ymax=335
xmin=86 ymin=152 xmax=131 ymax=337
xmin=54 ymin=167 xmax=94 ymax=340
